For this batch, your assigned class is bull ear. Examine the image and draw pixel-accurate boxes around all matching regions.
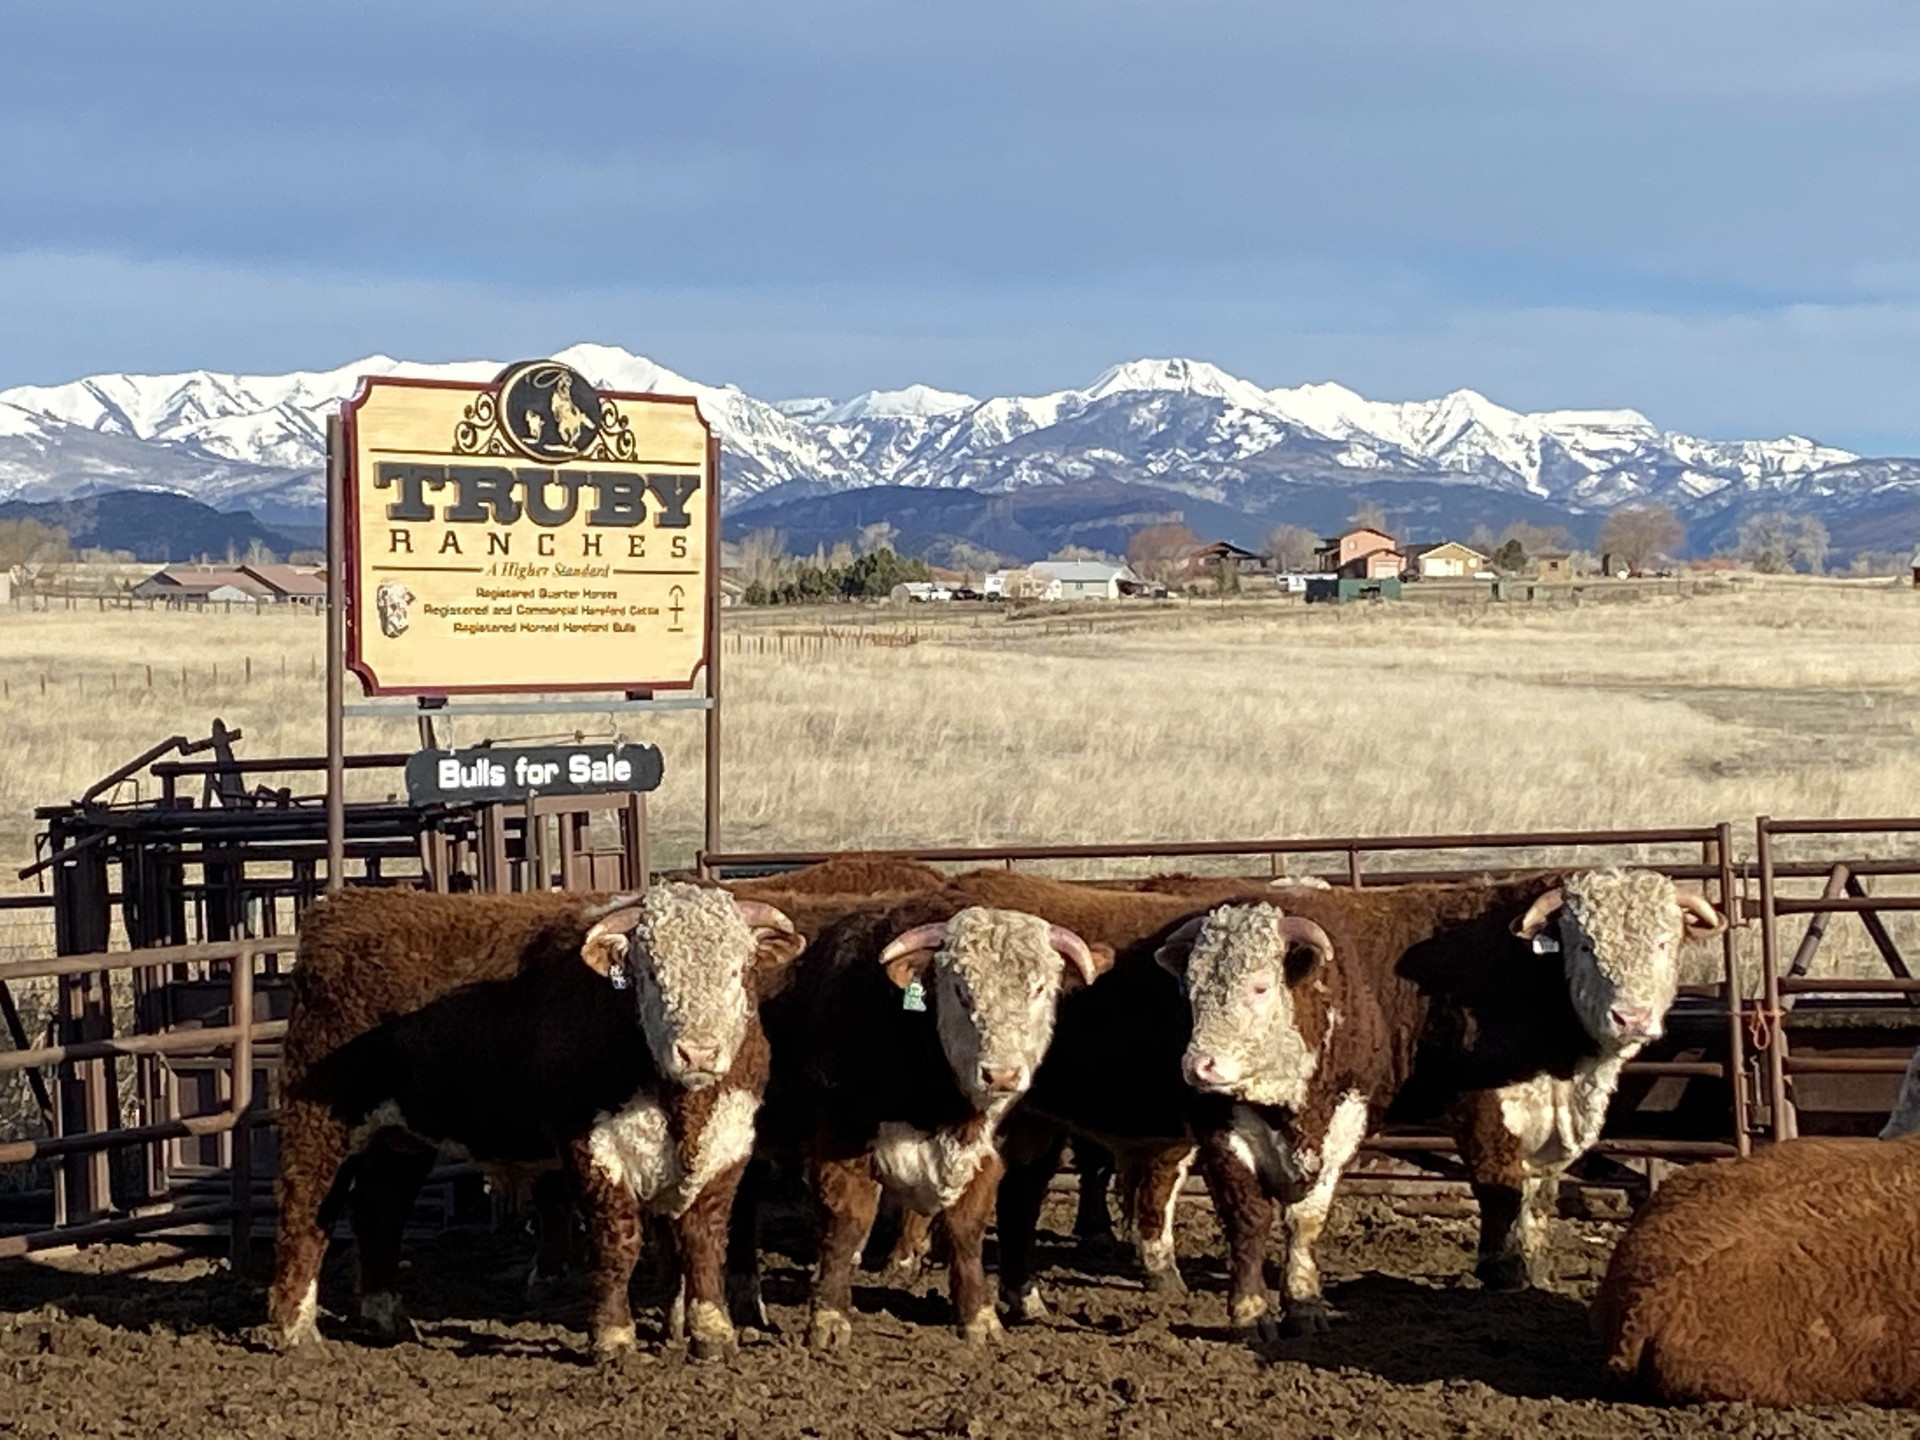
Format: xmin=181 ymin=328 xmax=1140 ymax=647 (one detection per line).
xmin=879 ymin=922 xmax=948 ymax=990
xmin=1280 ymin=916 xmax=1334 ymax=986
xmin=582 ymin=908 xmax=643 ymax=978
xmin=1154 ymin=916 xmax=1206 ymax=978
xmin=734 ymin=900 xmax=807 ymax=970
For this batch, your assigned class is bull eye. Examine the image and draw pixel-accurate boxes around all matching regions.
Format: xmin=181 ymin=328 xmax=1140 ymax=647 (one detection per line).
xmin=1248 ymin=974 xmax=1274 ymax=998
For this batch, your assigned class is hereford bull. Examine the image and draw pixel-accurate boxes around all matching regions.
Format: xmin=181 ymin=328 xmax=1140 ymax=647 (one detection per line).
xmin=265 ymin=883 xmax=802 ymax=1359
xmin=1168 ymin=869 xmax=1726 ymax=1336
xmin=744 ymin=891 xmax=1110 ymax=1349
xmin=1593 ymin=1134 xmax=1920 ymax=1406
xmin=927 ymin=871 xmax=1278 ymax=1314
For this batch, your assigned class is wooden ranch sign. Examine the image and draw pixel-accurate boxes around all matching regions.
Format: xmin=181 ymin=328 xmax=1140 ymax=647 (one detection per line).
xmin=341 ymin=361 xmax=716 ymax=694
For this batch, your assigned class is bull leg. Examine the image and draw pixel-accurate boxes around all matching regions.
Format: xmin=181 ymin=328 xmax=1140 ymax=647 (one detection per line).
xmin=527 ymin=1168 xmax=576 ymax=1299
xmin=673 ymin=1157 xmax=749 ymax=1361
xmin=266 ymin=1098 xmax=350 ymax=1350
xmin=943 ymin=1150 xmax=1005 ymax=1344
xmin=996 ymin=1119 xmax=1066 ymax=1322
xmin=1277 ymin=1091 xmax=1371 ymax=1336
xmin=569 ymin=1137 xmax=645 ymax=1357
xmin=808 ymin=1155 xmax=881 ymax=1353
xmin=1196 ymin=1128 xmax=1277 ymax=1340
xmin=1131 ymin=1144 xmax=1196 ymax=1297
xmin=724 ymin=1155 xmax=769 ymax=1330
xmin=1070 ymin=1138 xmax=1117 ymax=1251
xmin=348 ymin=1137 xmax=436 ymax=1342
xmin=1453 ymin=1091 xmax=1542 ymax=1291
xmin=882 ymin=1206 xmax=935 ymax=1286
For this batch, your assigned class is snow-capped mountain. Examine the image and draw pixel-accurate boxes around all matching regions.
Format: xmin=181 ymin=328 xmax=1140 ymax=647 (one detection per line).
xmin=0 ymin=345 xmax=1898 ymax=551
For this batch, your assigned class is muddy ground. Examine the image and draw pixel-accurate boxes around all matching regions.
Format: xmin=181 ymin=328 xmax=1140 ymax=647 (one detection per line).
xmin=1 ymin=1195 xmax=1913 ymax=1439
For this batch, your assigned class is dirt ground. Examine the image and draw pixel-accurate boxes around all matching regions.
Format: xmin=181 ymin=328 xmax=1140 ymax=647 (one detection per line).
xmin=1 ymin=1195 xmax=1914 ymax=1440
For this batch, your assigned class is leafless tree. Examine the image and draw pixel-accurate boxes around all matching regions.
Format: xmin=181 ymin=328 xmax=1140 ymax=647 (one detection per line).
xmin=1735 ymin=511 xmax=1828 ymax=574
xmin=1599 ymin=505 xmax=1685 ymax=574
xmin=1262 ymin=522 xmax=1318 ymax=572
xmin=1126 ymin=523 xmax=1201 ymax=585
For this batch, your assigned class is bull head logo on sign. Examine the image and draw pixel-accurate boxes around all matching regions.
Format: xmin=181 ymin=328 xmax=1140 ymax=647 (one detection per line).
xmin=375 ymin=579 xmax=415 ymax=638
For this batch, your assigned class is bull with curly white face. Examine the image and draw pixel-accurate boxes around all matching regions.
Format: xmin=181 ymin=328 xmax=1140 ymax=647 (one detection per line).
xmin=751 ymin=899 xmax=1108 ymax=1352
xmin=1161 ymin=869 xmax=1727 ymax=1339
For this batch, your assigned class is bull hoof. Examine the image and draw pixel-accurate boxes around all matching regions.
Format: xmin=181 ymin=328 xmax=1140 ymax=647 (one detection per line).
xmin=806 ymin=1308 xmax=852 ymax=1354
xmin=686 ymin=1301 xmax=737 ymax=1361
xmin=524 ymin=1265 xmax=570 ymax=1303
xmin=958 ymin=1308 xmax=1004 ymax=1345
xmin=881 ymin=1256 xmax=925 ymax=1288
xmin=1228 ymin=1293 xmax=1277 ymax=1344
xmin=1000 ymin=1284 xmax=1048 ymax=1324
xmin=592 ymin=1323 xmax=639 ymax=1360
xmin=1475 ymin=1254 xmax=1533 ymax=1293
xmin=1144 ymin=1265 xmax=1187 ymax=1298
xmin=727 ymin=1274 xmax=770 ymax=1330
xmin=358 ymin=1292 xmax=418 ymax=1344
xmin=1279 ymin=1299 xmax=1332 ymax=1338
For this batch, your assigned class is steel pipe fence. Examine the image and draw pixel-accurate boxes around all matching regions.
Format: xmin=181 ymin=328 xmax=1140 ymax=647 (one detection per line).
xmin=6 ymin=817 xmax=1920 ymax=1260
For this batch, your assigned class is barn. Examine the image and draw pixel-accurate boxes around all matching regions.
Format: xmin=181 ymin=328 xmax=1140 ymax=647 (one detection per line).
xmin=1028 ymin=559 xmax=1139 ymax=601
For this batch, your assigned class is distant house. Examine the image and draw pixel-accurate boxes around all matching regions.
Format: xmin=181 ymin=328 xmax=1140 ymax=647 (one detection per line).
xmin=1404 ymin=541 xmax=1488 ymax=580
xmin=238 ymin=563 xmax=328 ymax=605
xmin=1028 ymin=560 xmax=1139 ymax=601
xmin=1316 ymin=528 xmax=1404 ymax=581
xmin=1533 ymin=551 xmax=1574 ymax=582
xmin=1188 ymin=540 xmax=1267 ymax=579
xmin=133 ymin=566 xmax=275 ymax=607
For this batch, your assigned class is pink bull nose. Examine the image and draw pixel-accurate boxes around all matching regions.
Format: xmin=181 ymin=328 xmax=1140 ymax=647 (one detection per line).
xmin=1609 ymin=1006 xmax=1656 ymax=1038
xmin=675 ymin=1042 xmax=721 ymax=1074
xmin=1185 ymin=1052 xmax=1242 ymax=1089
xmin=980 ymin=1064 xmax=1024 ymax=1093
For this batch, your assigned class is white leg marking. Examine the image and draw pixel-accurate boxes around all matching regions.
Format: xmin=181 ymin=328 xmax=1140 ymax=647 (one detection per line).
xmin=285 ymin=1277 xmax=321 ymax=1347
xmin=1284 ymin=1090 xmax=1368 ymax=1304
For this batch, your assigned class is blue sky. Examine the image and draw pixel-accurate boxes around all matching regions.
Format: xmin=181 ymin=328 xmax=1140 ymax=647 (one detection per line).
xmin=4 ymin=1 xmax=1919 ymax=450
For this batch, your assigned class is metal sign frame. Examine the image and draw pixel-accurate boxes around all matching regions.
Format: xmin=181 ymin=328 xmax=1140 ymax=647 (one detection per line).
xmin=324 ymin=380 xmax=725 ymax=892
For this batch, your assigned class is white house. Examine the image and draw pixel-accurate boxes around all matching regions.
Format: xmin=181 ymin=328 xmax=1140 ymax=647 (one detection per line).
xmin=1027 ymin=560 xmax=1139 ymax=601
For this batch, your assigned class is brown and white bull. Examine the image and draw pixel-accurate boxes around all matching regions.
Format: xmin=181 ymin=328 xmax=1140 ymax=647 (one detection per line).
xmin=745 ymin=893 xmax=1109 ymax=1349
xmin=1165 ymin=869 xmax=1726 ymax=1336
xmin=265 ymin=883 xmax=802 ymax=1359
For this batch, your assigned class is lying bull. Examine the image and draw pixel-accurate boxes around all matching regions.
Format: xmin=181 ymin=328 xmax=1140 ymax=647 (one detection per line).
xmin=1593 ymin=1133 xmax=1920 ymax=1405
xmin=265 ymin=883 xmax=801 ymax=1359
xmin=1169 ymin=869 xmax=1726 ymax=1336
xmin=743 ymin=893 xmax=1109 ymax=1349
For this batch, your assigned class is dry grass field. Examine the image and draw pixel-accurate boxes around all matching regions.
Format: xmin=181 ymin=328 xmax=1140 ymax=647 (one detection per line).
xmin=0 ymin=578 xmax=1915 ymax=873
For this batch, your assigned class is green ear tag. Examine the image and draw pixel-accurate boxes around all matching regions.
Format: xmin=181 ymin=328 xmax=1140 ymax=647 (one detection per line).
xmin=901 ymin=978 xmax=927 ymax=1013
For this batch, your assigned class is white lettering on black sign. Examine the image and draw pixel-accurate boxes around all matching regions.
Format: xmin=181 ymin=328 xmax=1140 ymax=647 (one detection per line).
xmin=405 ymin=743 xmax=663 ymax=806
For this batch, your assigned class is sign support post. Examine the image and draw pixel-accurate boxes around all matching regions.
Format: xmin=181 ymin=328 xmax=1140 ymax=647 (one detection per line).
xmin=703 ymin=432 xmax=722 ymax=875
xmin=320 ymin=357 xmax=721 ymax=892
xmin=325 ymin=412 xmax=347 ymax=893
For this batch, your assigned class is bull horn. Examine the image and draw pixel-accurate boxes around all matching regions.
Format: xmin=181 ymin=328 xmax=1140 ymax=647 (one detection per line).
xmin=1513 ymin=888 xmax=1565 ymax=940
xmin=1677 ymin=892 xmax=1728 ymax=937
xmin=879 ymin=922 xmax=950 ymax=967
xmin=733 ymin=899 xmax=797 ymax=935
xmin=1049 ymin=925 xmax=1098 ymax=985
xmin=1279 ymin=915 xmax=1335 ymax=970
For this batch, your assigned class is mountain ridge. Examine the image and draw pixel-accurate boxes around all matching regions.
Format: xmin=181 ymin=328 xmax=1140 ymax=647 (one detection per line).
xmin=0 ymin=344 xmax=1908 ymax=559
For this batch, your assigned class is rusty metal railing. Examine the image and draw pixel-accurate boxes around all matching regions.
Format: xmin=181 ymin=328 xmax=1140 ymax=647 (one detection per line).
xmin=705 ymin=822 xmax=1757 ymax=1168
xmin=1755 ymin=817 xmax=1920 ymax=1143
xmin=0 ymin=938 xmax=285 ymax=1264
